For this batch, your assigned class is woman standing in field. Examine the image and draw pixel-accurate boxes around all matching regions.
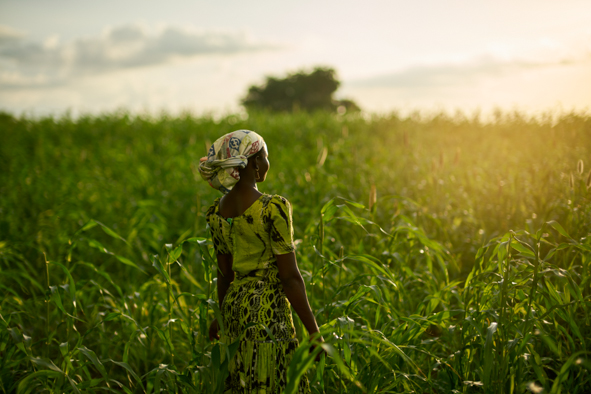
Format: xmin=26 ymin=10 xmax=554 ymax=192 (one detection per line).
xmin=198 ymin=130 xmax=321 ymax=393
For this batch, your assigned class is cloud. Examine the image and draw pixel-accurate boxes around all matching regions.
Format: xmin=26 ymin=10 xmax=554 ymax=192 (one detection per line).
xmin=0 ymin=25 xmax=25 ymax=45
xmin=0 ymin=24 xmax=280 ymax=88
xmin=348 ymin=55 xmax=584 ymax=90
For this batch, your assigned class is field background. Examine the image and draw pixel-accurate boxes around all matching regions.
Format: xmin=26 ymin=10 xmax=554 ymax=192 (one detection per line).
xmin=1 ymin=110 xmax=590 ymax=393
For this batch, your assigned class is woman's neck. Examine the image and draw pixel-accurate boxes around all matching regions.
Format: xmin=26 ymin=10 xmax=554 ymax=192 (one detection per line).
xmin=219 ymin=181 xmax=262 ymax=218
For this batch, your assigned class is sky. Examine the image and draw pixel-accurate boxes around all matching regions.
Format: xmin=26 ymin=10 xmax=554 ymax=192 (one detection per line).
xmin=1 ymin=0 xmax=590 ymax=116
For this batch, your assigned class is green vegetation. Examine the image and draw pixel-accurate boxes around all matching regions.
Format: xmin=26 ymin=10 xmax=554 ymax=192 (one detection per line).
xmin=1 ymin=109 xmax=590 ymax=393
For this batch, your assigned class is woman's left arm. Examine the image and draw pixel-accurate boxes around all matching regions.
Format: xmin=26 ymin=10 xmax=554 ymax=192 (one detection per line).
xmin=209 ymin=253 xmax=234 ymax=341
xmin=216 ymin=253 xmax=234 ymax=305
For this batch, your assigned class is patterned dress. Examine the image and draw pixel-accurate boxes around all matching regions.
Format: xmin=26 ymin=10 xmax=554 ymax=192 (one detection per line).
xmin=206 ymin=193 xmax=311 ymax=393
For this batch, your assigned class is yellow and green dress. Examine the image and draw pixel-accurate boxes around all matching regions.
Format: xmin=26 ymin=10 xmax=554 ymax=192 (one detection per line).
xmin=206 ymin=193 xmax=311 ymax=393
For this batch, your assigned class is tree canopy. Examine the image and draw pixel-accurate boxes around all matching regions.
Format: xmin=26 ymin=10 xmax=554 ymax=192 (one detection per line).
xmin=241 ymin=67 xmax=360 ymax=113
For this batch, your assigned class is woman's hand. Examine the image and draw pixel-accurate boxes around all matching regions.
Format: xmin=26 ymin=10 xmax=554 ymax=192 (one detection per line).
xmin=209 ymin=319 xmax=220 ymax=341
xmin=309 ymin=331 xmax=326 ymax=361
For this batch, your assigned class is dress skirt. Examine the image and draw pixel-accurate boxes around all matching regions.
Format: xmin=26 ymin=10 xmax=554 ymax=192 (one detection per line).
xmin=221 ymin=268 xmax=310 ymax=393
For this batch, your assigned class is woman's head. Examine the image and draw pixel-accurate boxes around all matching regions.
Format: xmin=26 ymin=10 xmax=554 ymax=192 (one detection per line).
xmin=250 ymin=144 xmax=269 ymax=183
xmin=198 ymin=130 xmax=267 ymax=193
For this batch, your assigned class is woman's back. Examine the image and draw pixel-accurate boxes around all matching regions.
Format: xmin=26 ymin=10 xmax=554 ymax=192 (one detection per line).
xmin=206 ymin=194 xmax=295 ymax=276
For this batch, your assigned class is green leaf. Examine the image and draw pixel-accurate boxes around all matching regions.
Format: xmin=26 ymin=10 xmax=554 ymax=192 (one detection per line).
xmin=168 ymin=244 xmax=183 ymax=263
xmin=59 ymin=341 xmax=69 ymax=357
xmin=185 ymin=237 xmax=209 ymax=245
xmin=284 ymin=341 xmax=322 ymax=394
xmin=346 ymin=254 xmax=394 ymax=281
xmin=151 ymin=255 xmax=170 ymax=283
xmin=496 ymin=240 xmax=508 ymax=264
xmin=78 ymin=346 xmax=108 ymax=379
xmin=120 ymin=314 xmax=143 ymax=331
xmin=211 ymin=343 xmax=221 ymax=369
xmin=115 ymin=254 xmax=146 ymax=273
xmin=181 ymin=265 xmax=204 ymax=290
xmin=102 ymin=312 xmax=122 ymax=322
xmin=550 ymin=351 xmax=589 ymax=393
xmin=50 ymin=286 xmax=67 ymax=315
xmin=49 ymin=261 xmax=78 ymax=311
xmin=322 ymin=205 xmax=338 ymax=223
xmin=30 ymin=357 xmax=63 ymax=373
xmin=510 ymin=241 xmax=535 ymax=258
xmin=382 ymin=339 xmax=421 ymax=376
xmin=87 ymin=239 xmax=111 ymax=254
xmin=320 ymin=198 xmax=334 ymax=214
xmin=80 ymin=262 xmax=123 ymax=297
xmin=17 ymin=370 xmax=63 ymax=393
xmin=344 ymin=286 xmax=371 ymax=313
xmin=343 ymin=343 xmax=351 ymax=364
xmin=483 ymin=322 xmax=498 ymax=387
xmin=539 ymin=331 xmax=561 ymax=357
xmin=96 ymin=220 xmax=130 ymax=245
xmin=547 ymin=221 xmax=572 ymax=240
xmin=175 ymin=227 xmax=193 ymax=245
xmin=67 ymin=375 xmax=81 ymax=394
xmin=337 ymin=197 xmax=365 ymax=209
xmin=320 ymin=199 xmax=338 ymax=222
xmin=339 ymin=204 xmax=368 ymax=231
xmin=78 ymin=219 xmax=98 ymax=233
xmin=107 ymin=359 xmax=144 ymax=390
xmin=324 ymin=342 xmax=361 ymax=384
xmin=174 ymin=292 xmax=204 ymax=307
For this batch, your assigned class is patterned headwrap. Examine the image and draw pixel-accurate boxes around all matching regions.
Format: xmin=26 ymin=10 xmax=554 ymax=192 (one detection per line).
xmin=198 ymin=130 xmax=266 ymax=193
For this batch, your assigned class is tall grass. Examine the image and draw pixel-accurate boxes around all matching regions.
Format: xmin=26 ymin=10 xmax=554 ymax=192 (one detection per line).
xmin=0 ymin=109 xmax=590 ymax=392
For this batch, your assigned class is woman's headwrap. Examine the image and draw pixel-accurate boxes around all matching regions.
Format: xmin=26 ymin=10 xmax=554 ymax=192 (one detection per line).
xmin=198 ymin=130 xmax=266 ymax=193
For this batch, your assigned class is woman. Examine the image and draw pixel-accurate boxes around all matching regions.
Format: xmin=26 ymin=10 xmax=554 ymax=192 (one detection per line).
xmin=198 ymin=130 xmax=321 ymax=393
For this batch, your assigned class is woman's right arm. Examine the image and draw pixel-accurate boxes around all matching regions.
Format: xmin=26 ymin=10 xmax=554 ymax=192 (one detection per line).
xmin=276 ymin=251 xmax=321 ymax=338
xmin=270 ymin=196 xmax=323 ymax=346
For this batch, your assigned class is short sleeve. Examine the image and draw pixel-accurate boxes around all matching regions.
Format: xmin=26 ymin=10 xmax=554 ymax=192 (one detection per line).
xmin=205 ymin=199 xmax=231 ymax=255
xmin=269 ymin=195 xmax=295 ymax=255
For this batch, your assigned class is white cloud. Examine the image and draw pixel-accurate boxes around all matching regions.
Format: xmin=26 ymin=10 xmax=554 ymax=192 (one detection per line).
xmin=349 ymin=55 xmax=586 ymax=90
xmin=0 ymin=25 xmax=26 ymax=45
xmin=0 ymin=23 xmax=280 ymax=88
xmin=348 ymin=35 xmax=591 ymax=91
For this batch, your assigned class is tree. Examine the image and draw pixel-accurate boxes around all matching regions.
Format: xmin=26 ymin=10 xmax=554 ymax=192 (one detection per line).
xmin=241 ymin=66 xmax=360 ymax=113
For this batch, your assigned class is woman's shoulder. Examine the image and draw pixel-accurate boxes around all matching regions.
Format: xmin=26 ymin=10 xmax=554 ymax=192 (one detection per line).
xmin=271 ymin=194 xmax=290 ymax=203
xmin=260 ymin=193 xmax=291 ymax=209
xmin=262 ymin=195 xmax=293 ymax=222
xmin=205 ymin=197 xmax=222 ymax=220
